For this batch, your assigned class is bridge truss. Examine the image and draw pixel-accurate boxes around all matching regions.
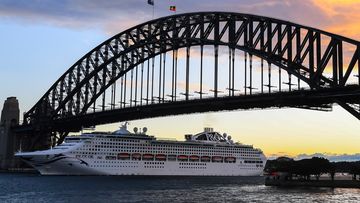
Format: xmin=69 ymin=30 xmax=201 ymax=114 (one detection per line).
xmin=18 ymin=12 xmax=360 ymax=147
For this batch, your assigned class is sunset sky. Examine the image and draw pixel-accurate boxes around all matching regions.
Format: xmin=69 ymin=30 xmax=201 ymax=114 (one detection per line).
xmin=1 ymin=0 xmax=360 ymax=160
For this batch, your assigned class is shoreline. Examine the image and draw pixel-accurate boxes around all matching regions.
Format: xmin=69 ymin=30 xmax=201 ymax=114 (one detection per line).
xmin=265 ymin=178 xmax=360 ymax=188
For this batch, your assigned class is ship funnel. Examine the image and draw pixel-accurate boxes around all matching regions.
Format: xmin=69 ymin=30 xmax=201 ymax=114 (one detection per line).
xmin=204 ymin=127 xmax=213 ymax=132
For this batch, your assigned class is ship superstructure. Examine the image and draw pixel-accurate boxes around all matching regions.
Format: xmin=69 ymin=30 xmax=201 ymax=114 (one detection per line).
xmin=16 ymin=124 xmax=266 ymax=176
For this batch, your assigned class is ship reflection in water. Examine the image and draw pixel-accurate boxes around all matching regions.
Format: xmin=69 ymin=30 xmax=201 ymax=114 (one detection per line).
xmin=0 ymin=173 xmax=359 ymax=203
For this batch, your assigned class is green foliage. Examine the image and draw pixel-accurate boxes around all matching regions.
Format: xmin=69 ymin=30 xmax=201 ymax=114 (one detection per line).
xmin=265 ymin=157 xmax=360 ymax=180
xmin=265 ymin=157 xmax=294 ymax=173
xmin=265 ymin=157 xmax=331 ymax=179
xmin=332 ymin=161 xmax=360 ymax=174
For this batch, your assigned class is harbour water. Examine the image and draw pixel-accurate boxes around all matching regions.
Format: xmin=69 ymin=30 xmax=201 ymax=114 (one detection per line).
xmin=1 ymin=174 xmax=360 ymax=202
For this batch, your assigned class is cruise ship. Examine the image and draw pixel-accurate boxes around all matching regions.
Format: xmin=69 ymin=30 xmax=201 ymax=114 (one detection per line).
xmin=15 ymin=123 xmax=266 ymax=176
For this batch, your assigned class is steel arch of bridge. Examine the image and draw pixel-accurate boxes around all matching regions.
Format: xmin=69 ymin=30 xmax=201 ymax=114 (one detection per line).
xmin=24 ymin=12 xmax=360 ymax=131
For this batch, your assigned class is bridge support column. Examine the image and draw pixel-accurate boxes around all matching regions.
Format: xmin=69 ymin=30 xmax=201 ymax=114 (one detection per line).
xmin=0 ymin=97 xmax=21 ymax=170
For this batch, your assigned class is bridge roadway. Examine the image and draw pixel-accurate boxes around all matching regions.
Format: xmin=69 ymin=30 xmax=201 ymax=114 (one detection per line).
xmin=50 ymin=85 xmax=360 ymax=132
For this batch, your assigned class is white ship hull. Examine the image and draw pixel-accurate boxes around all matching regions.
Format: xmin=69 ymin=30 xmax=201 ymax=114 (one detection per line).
xmin=20 ymin=154 xmax=264 ymax=176
xmin=16 ymin=125 xmax=266 ymax=176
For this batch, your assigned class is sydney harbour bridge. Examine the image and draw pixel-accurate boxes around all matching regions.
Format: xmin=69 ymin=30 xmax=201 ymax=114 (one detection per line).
xmin=12 ymin=12 xmax=360 ymax=150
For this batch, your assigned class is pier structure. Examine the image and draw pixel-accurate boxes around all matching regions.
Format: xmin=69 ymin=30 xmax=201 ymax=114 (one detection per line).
xmin=0 ymin=97 xmax=21 ymax=169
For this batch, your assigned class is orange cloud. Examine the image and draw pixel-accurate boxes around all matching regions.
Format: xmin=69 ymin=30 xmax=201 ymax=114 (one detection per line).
xmin=313 ymin=0 xmax=360 ymax=40
xmin=176 ymin=81 xmax=211 ymax=93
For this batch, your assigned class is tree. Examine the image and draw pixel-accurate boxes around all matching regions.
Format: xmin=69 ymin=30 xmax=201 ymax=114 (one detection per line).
xmin=332 ymin=161 xmax=360 ymax=181
xmin=264 ymin=157 xmax=294 ymax=180
xmin=329 ymin=163 xmax=335 ymax=181
xmin=265 ymin=157 xmax=331 ymax=181
xmin=349 ymin=162 xmax=360 ymax=180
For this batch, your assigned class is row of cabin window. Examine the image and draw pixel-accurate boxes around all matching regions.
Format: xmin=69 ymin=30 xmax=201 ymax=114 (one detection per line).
xmin=144 ymin=162 xmax=165 ymax=165
xmin=94 ymin=143 xmax=256 ymax=152
xmin=244 ymin=160 xmax=263 ymax=164
xmin=82 ymin=145 xmax=260 ymax=154
xmin=74 ymin=151 xmax=254 ymax=158
xmin=116 ymin=157 xmax=235 ymax=163
xmin=93 ymin=139 xmax=141 ymax=143
xmin=179 ymin=162 xmax=206 ymax=165
xmin=90 ymin=165 xmax=139 ymax=168
xmin=73 ymin=151 xmax=259 ymax=159
xmin=144 ymin=166 xmax=164 ymax=168
xmin=179 ymin=167 xmax=206 ymax=169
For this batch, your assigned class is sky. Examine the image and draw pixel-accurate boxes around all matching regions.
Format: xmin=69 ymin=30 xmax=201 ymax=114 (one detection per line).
xmin=1 ymin=0 xmax=360 ymax=161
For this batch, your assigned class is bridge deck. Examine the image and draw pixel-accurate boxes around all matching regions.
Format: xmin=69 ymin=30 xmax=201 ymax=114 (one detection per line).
xmin=52 ymin=86 xmax=360 ymax=132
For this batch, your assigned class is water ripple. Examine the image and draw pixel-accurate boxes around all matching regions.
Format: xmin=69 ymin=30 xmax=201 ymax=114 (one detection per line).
xmin=0 ymin=174 xmax=359 ymax=203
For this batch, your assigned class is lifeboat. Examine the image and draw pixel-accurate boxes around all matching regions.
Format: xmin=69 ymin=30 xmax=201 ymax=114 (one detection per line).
xmin=177 ymin=155 xmax=188 ymax=161
xmin=142 ymin=154 xmax=154 ymax=160
xmin=225 ymin=157 xmax=236 ymax=163
xmin=117 ymin=153 xmax=130 ymax=160
xmin=131 ymin=153 xmax=141 ymax=160
xmin=200 ymin=156 xmax=211 ymax=162
xmin=155 ymin=154 xmax=167 ymax=161
xmin=189 ymin=155 xmax=200 ymax=162
xmin=212 ymin=156 xmax=223 ymax=162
